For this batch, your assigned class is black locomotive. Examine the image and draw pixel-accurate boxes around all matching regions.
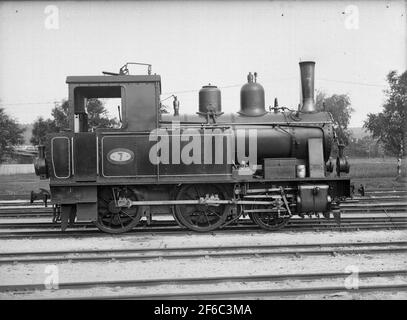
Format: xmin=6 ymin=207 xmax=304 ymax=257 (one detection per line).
xmin=34 ymin=61 xmax=351 ymax=233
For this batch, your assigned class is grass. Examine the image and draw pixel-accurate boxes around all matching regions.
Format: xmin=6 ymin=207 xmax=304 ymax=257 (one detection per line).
xmin=349 ymin=157 xmax=407 ymax=178
xmin=0 ymin=158 xmax=405 ymax=198
xmin=0 ymin=173 xmax=49 ymax=197
xmin=347 ymin=157 xmax=406 ymax=190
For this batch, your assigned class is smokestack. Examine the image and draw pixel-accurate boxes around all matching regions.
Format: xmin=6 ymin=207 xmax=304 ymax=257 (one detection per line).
xmin=299 ymin=61 xmax=316 ymax=113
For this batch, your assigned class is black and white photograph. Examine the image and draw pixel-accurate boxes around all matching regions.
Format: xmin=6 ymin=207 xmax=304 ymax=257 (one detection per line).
xmin=0 ymin=0 xmax=406 ymax=307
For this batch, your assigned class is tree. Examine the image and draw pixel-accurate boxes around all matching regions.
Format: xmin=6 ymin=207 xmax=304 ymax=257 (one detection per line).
xmin=86 ymin=99 xmax=118 ymax=130
xmin=364 ymin=70 xmax=407 ymax=157
xmin=316 ymin=91 xmax=354 ymax=145
xmin=30 ymin=117 xmax=57 ymax=145
xmin=347 ymin=135 xmax=383 ymax=158
xmin=51 ymin=100 xmax=69 ymax=130
xmin=0 ymin=107 xmax=24 ymax=162
xmin=49 ymin=98 xmax=118 ymax=130
xmin=31 ymin=99 xmax=119 ymax=145
xmin=159 ymin=103 xmax=169 ymax=114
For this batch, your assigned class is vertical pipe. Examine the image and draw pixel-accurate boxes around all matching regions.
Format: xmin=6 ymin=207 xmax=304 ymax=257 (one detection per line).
xmin=38 ymin=145 xmax=45 ymax=159
xmin=299 ymin=61 xmax=316 ymax=113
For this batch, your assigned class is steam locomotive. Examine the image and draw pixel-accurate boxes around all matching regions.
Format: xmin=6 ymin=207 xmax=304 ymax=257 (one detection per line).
xmin=34 ymin=61 xmax=351 ymax=233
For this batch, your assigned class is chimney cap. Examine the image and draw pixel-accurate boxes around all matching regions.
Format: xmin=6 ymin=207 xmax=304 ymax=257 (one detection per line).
xmin=299 ymin=60 xmax=315 ymax=65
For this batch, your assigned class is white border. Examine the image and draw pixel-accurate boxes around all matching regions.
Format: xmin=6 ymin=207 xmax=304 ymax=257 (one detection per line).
xmin=51 ymin=136 xmax=71 ymax=179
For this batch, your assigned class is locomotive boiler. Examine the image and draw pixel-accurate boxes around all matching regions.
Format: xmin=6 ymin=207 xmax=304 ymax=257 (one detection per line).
xmin=34 ymin=61 xmax=351 ymax=233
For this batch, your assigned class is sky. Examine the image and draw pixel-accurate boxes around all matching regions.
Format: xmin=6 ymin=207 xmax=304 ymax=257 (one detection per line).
xmin=0 ymin=0 xmax=406 ymax=127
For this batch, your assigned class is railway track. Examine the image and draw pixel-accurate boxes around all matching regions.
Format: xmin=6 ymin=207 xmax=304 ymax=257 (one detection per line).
xmin=1 ymin=268 xmax=406 ymax=299
xmin=0 ymin=199 xmax=405 ymax=219
xmin=1 ymin=239 xmax=406 ymax=299
xmin=0 ymin=215 xmax=406 ymax=229
xmin=0 ymin=218 xmax=405 ymax=239
xmin=0 ymin=240 xmax=406 ymax=265
xmin=1 ymin=188 xmax=405 ymax=300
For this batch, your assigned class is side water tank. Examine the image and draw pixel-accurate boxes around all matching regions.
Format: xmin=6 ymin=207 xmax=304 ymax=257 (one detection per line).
xmin=199 ymin=84 xmax=221 ymax=113
xmin=239 ymin=72 xmax=266 ymax=117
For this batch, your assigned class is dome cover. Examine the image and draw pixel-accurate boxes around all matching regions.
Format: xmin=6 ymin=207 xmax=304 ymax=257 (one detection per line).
xmin=238 ymin=72 xmax=266 ymax=117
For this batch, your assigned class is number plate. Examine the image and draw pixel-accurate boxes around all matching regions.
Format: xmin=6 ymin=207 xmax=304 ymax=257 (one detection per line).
xmin=107 ymin=148 xmax=134 ymax=165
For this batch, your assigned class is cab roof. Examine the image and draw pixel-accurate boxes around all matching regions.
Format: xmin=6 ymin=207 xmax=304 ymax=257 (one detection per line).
xmin=66 ymin=74 xmax=161 ymax=84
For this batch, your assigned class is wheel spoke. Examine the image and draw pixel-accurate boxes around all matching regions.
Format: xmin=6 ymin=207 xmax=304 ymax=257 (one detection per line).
xmin=207 ymin=208 xmax=221 ymax=218
xmin=185 ymin=212 xmax=197 ymax=224
xmin=193 ymin=185 xmax=201 ymax=197
xmin=120 ymin=210 xmax=136 ymax=220
xmin=203 ymin=212 xmax=211 ymax=226
xmin=117 ymin=213 xmax=125 ymax=229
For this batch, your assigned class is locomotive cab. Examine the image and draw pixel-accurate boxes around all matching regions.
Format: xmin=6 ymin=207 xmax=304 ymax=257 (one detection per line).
xmin=38 ymin=75 xmax=162 ymax=182
xmin=66 ymin=74 xmax=161 ymax=133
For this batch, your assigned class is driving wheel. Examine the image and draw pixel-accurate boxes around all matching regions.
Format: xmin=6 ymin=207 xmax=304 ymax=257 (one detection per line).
xmin=94 ymin=187 xmax=142 ymax=234
xmin=174 ymin=184 xmax=228 ymax=232
xmin=248 ymin=205 xmax=290 ymax=231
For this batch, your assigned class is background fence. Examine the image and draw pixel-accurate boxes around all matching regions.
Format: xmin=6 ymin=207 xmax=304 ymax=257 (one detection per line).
xmin=0 ymin=164 xmax=35 ymax=175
